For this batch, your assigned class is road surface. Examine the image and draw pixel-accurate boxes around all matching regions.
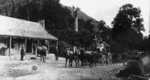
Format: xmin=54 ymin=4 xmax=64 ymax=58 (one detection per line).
xmin=0 ymin=54 xmax=122 ymax=80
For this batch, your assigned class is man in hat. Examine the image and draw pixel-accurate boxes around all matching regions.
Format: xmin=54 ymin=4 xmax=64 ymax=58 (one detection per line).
xmin=20 ymin=45 xmax=25 ymax=61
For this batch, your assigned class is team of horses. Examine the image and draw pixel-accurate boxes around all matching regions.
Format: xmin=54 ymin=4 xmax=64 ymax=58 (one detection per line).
xmin=58 ymin=43 xmax=114 ymax=67
xmin=35 ymin=42 xmax=118 ymax=67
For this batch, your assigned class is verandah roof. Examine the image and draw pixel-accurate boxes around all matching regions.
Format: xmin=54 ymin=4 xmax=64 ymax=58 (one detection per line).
xmin=0 ymin=15 xmax=58 ymax=40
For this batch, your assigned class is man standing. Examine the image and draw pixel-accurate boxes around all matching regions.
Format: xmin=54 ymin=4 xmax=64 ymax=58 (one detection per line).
xmin=33 ymin=43 xmax=36 ymax=55
xmin=20 ymin=46 xmax=25 ymax=61
xmin=102 ymin=54 xmax=107 ymax=65
xmin=108 ymin=52 xmax=112 ymax=65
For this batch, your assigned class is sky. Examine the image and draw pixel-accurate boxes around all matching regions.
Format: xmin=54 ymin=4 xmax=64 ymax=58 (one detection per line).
xmin=60 ymin=0 xmax=150 ymax=36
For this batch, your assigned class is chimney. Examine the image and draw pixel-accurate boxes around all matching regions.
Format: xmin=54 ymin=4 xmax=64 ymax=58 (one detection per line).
xmin=39 ymin=19 xmax=45 ymax=29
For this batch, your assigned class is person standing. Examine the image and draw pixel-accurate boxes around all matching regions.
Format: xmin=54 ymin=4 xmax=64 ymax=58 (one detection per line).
xmin=20 ymin=46 xmax=25 ymax=61
xmin=102 ymin=54 xmax=106 ymax=65
xmin=122 ymin=53 xmax=126 ymax=66
xmin=33 ymin=43 xmax=36 ymax=55
xmin=108 ymin=52 xmax=112 ymax=65
xmin=55 ymin=45 xmax=58 ymax=61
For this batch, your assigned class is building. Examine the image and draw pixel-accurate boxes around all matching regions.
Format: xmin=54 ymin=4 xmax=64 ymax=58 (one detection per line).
xmin=0 ymin=15 xmax=58 ymax=56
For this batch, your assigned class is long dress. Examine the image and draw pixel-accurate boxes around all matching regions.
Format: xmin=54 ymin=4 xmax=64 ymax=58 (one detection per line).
xmin=21 ymin=48 xmax=25 ymax=61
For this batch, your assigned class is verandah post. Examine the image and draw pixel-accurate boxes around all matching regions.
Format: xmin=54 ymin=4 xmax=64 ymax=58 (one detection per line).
xmin=9 ymin=37 xmax=12 ymax=57
xmin=55 ymin=40 xmax=58 ymax=61
xmin=25 ymin=38 xmax=27 ymax=53
xmin=47 ymin=40 xmax=50 ymax=54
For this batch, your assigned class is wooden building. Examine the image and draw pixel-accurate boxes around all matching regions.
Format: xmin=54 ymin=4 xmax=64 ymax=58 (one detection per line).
xmin=0 ymin=15 xmax=58 ymax=56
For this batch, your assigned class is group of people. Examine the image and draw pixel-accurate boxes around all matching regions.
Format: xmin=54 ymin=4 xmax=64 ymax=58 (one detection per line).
xmin=20 ymin=43 xmax=47 ymax=62
xmin=102 ymin=52 xmax=112 ymax=65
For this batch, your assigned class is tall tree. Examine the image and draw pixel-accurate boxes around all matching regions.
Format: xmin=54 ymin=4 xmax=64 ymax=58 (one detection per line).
xmin=41 ymin=0 xmax=72 ymax=30
xmin=97 ymin=20 xmax=111 ymax=43
xmin=111 ymin=4 xmax=144 ymax=50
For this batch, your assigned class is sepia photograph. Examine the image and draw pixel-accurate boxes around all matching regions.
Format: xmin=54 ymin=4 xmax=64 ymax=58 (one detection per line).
xmin=0 ymin=0 xmax=149 ymax=80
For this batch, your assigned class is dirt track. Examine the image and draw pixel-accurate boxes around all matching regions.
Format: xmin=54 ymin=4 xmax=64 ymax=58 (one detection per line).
xmin=0 ymin=54 xmax=123 ymax=80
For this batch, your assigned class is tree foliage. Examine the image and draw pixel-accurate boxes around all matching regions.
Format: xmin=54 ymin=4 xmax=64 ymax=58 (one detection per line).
xmin=111 ymin=3 xmax=144 ymax=51
xmin=97 ymin=20 xmax=111 ymax=43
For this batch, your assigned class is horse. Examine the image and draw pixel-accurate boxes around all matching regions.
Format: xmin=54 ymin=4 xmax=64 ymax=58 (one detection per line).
xmin=66 ymin=46 xmax=81 ymax=67
xmin=37 ymin=45 xmax=47 ymax=62
xmin=57 ymin=42 xmax=76 ymax=67
xmin=77 ymin=48 xmax=96 ymax=67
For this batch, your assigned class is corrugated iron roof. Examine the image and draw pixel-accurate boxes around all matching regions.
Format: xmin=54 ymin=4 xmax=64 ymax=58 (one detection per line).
xmin=0 ymin=15 xmax=58 ymax=40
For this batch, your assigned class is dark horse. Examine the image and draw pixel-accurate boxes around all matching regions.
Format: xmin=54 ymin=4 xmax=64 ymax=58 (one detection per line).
xmin=59 ymin=47 xmax=75 ymax=67
xmin=77 ymin=47 xmax=103 ymax=67
xmin=78 ymin=48 xmax=94 ymax=67
xmin=37 ymin=45 xmax=47 ymax=62
xmin=57 ymin=42 xmax=75 ymax=67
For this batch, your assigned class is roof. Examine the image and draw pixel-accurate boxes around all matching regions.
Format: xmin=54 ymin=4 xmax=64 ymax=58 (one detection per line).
xmin=0 ymin=15 xmax=58 ymax=40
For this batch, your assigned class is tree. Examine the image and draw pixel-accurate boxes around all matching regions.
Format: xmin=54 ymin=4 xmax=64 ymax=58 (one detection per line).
xmin=111 ymin=4 xmax=144 ymax=51
xmin=0 ymin=0 xmax=41 ymax=21
xmin=41 ymin=0 xmax=72 ymax=30
xmin=97 ymin=20 xmax=111 ymax=43
xmin=143 ymin=36 xmax=150 ymax=52
xmin=0 ymin=0 xmax=16 ymax=17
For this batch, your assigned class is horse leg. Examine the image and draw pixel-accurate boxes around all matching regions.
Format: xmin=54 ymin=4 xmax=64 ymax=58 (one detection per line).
xmin=42 ymin=56 xmax=44 ymax=62
xmin=83 ymin=60 xmax=86 ymax=67
xmin=40 ymin=55 xmax=42 ymax=62
xmin=65 ymin=58 xmax=68 ymax=67
xmin=75 ymin=58 xmax=78 ymax=67
xmin=76 ymin=59 xmax=79 ymax=67
xmin=110 ymin=59 xmax=112 ymax=65
xmin=43 ymin=56 xmax=44 ymax=62
xmin=69 ymin=59 xmax=71 ymax=67
xmin=103 ymin=60 xmax=105 ymax=65
xmin=81 ymin=59 xmax=83 ymax=67
xmin=43 ymin=56 xmax=45 ymax=62
xmin=69 ymin=59 xmax=72 ymax=67
xmin=108 ymin=59 xmax=109 ymax=65
xmin=77 ymin=59 xmax=79 ymax=67
xmin=75 ymin=59 xmax=77 ymax=67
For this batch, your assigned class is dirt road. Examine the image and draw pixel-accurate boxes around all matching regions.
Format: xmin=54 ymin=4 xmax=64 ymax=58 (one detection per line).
xmin=0 ymin=54 xmax=122 ymax=80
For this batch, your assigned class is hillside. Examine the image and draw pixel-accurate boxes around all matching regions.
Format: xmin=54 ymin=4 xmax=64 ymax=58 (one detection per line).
xmin=62 ymin=5 xmax=99 ymax=27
